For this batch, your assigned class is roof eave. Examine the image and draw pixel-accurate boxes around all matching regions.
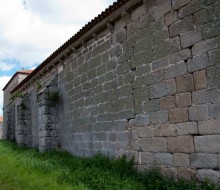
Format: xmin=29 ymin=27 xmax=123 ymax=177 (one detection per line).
xmin=11 ymin=0 xmax=142 ymax=93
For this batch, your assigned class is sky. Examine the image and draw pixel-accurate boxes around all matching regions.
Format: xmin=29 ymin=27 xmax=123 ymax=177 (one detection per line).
xmin=0 ymin=0 xmax=115 ymax=115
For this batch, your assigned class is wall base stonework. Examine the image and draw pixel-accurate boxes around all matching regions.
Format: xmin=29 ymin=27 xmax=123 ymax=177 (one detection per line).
xmin=3 ymin=0 xmax=220 ymax=184
xmin=16 ymin=95 xmax=32 ymax=147
xmin=3 ymin=104 xmax=15 ymax=141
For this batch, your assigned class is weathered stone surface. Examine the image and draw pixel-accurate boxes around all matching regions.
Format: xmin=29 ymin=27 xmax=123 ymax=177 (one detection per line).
xmin=168 ymin=136 xmax=194 ymax=153
xmin=143 ymin=70 xmax=165 ymax=86
xmin=154 ymin=153 xmax=173 ymax=166
xmin=137 ymin=126 xmax=155 ymax=138
xmin=207 ymin=65 xmax=220 ymax=87
xmin=188 ymin=105 xmax=209 ymax=121
xmin=214 ymin=1 xmax=220 ymax=18
xmin=202 ymin=20 xmax=220 ymax=40
xmin=176 ymin=122 xmax=198 ymax=136
xmin=158 ymin=166 xmax=177 ymax=178
xmin=193 ymin=7 xmax=214 ymax=27
xmin=168 ymin=49 xmax=191 ymax=65
xmin=131 ymin=129 xmax=138 ymax=140
xmin=187 ymin=54 xmax=209 ymax=73
xmin=150 ymin=110 xmax=168 ymax=124
xmin=192 ymin=88 xmax=220 ymax=105
xmin=192 ymin=39 xmax=217 ymax=56
xmin=165 ymin=61 xmax=188 ymax=79
xmin=140 ymin=138 xmax=168 ymax=152
xmin=153 ymin=39 xmax=179 ymax=59
xmin=140 ymin=152 xmax=154 ymax=164
xmin=129 ymin=114 xmax=150 ymax=127
xmin=152 ymin=57 xmax=169 ymax=71
xmin=136 ymin=64 xmax=151 ymax=76
xmin=175 ymin=92 xmax=192 ymax=108
xmin=154 ymin=0 xmax=172 ymax=19
xmin=218 ymin=154 xmax=220 ymax=169
xmin=137 ymin=165 xmax=152 ymax=173
xmin=134 ymin=38 xmax=154 ymax=54
xmin=193 ymin=70 xmax=207 ymax=90
xmin=134 ymin=50 xmax=154 ymax=67
xmin=176 ymin=74 xmax=194 ymax=93
xmin=169 ymin=108 xmax=188 ymax=124
xmin=154 ymin=30 xmax=169 ymax=44
xmin=169 ymin=16 xmax=194 ymax=37
xmin=171 ymin=0 xmax=191 ymax=10
xmin=190 ymin=153 xmax=218 ymax=169
xmin=155 ymin=124 xmax=177 ymax=137
xmin=209 ymin=103 xmax=220 ymax=119
xmin=180 ymin=30 xmax=202 ymax=49
xmin=143 ymin=99 xmax=160 ymax=113
xmin=198 ymin=120 xmax=220 ymax=135
xmin=164 ymin=11 xmax=178 ymax=26
xmin=160 ymin=96 xmax=175 ymax=110
xmin=149 ymin=80 xmax=176 ymax=99
xmin=178 ymin=0 xmax=205 ymax=19
xmin=174 ymin=153 xmax=190 ymax=167
xmin=177 ymin=168 xmax=196 ymax=180
xmin=195 ymin=135 xmax=220 ymax=153
xmin=140 ymin=13 xmax=155 ymax=28
xmin=131 ymin=4 xmax=146 ymax=21
xmin=133 ymin=86 xmax=149 ymax=105
xmin=130 ymin=140 xmax=140 ymax=151
xmin=209 ymin=49 xmax=220 ymax=66
xmin=115 ymin=28 xmax=127 ymax=43
xmin=197 ymin=169 xmax=220 ymax=184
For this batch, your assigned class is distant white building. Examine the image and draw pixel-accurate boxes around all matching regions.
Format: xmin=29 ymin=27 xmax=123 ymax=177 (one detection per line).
xmin=3 ymin=70 xmax=33 ymax=109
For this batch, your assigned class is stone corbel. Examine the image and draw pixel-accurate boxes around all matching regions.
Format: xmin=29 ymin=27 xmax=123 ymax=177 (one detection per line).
xmin=143 ymin=0 xmax=155 ymax=9
xmin=82 ymin=40 xmax=87 ymax=48
xmin=121 ymin=11 xmax=131 ymax=25
xmin=52 ymin=60 xmax=59 ymax=67
xmin=71 ymin=46 xmax=76 ymax=53
xmin=59 ymin=53 xmax=66 ymax=62
xmin=92 ymin=33 xmax=98 ymax=41
xmin=107 ymin=22 xmax=114 ymax=33
xmin=66 ymin=46 xmax=74 ymax=56
xmin=59 ymin=58 xmax=64 ymax=66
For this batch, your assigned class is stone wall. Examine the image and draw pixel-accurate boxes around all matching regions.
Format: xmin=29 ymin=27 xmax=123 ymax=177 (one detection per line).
xmin=0 ymin=119 xmax=3 ymax=139
xmin=4 ymin=0 xmax=220 ymax=183
xmin=3 ymin=103 xmax=15 ymax=141
xmin=16 ymin=95 xmax=32 ymax=146
xmin=37 ymin=75 xmax=60 ymax=152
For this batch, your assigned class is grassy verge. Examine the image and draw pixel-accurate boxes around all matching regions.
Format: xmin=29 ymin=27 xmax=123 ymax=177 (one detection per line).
xmin=0 ymin=140 xmax=219 ymax=190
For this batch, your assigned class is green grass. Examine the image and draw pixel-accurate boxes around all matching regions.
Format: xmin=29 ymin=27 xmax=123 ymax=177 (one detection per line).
xmin=0 ymin=140 xmax=219 ymax=190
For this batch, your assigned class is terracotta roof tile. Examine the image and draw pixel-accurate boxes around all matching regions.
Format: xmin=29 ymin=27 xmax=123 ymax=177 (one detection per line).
xmin=18 ymin=70 xmax=33 ymax=74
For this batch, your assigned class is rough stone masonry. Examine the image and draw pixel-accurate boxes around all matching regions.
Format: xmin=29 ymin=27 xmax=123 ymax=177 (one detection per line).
xmin=3 ymin=0 xmax=220 ymax=183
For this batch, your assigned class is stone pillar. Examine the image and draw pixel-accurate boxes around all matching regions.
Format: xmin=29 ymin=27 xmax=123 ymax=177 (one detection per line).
xmin=16 ymin=95 xmax=32 ymax=147
xmin=37 ymin=82 xmax=60 ymax=152
xmin=3 ymin=104 xmax=15 ymax=141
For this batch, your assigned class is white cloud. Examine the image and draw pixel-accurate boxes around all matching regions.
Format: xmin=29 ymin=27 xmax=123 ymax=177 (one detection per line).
xmin=0 ymin=62 xmax=16 ymax=71
xmin=0 ymin=76 xmax=11 ymax=115
xmin=26 ymin=0 xmax=111 ymax=24
xmin=0 ymin=0 xmax=115 ymax=70
xmin=0 ymin=0 xmax=115 ymax=115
